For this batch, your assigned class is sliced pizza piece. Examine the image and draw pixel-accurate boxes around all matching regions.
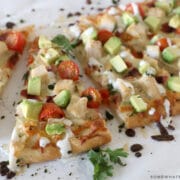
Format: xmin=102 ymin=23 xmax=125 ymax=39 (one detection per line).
xmin=0 ymin=27 xmax=32 ymax=94
xmin=69 ymin=2 xmax=180 ymax=128
xmin=9 ymin=35 xmax=111 ymax=172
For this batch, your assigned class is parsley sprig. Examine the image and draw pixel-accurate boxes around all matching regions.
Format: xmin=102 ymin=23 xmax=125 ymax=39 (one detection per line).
xmin=88 ymin=148 xmax=128 ymax=180
xmin=52 ymin=34 xmax=73 ymax=55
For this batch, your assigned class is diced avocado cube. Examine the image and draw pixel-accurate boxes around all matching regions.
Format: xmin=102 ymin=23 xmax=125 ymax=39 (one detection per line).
xmin=110 ymin=55 xmax=127 ymax=73
xmin=144 ymin=16 xmax=161 ymax=32
xmin=130 ymin=95 xmax=148 ymax=113
xmin=155 ymin=1 xmax=174 ymax=13
xmin=167 ymin=76 xmax=180 ymax=93
xmin=122 ymin=12 xmax=136 ymax=27
xmin=104 ymin=37 xmax=121 ymax=55
xmin=21 ymin=99 xmax=43 ymax=121
xmin=27 ymin=77 xmax=41 ymax=96
xmin=162 ymin=46 xmax=180 ymax=63
xmin=173 ymin=7 xmax=180 ymax=15
xmin=81 ymin=27 xmax=97 ymax=44
xmin=45 ymin=123 xmax=65 ymax=136
xmin=138 ymin=61 xmax=150 ymax=74
xmin=169 ymin=14 xmax=180 ymax=29
xmin=55 ymin=55 xmax=69 ymax=66
xmin=41 ymin=48 xmax=60 ymax=64
xmin=38 ymin=36 xmax=52 ymax=49
xmin=53 ymin=90 xmax=71 ymax=108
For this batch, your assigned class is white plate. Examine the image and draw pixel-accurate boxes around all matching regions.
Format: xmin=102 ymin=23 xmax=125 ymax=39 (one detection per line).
xmin=0 ymin=0 xmax=180 ymax=180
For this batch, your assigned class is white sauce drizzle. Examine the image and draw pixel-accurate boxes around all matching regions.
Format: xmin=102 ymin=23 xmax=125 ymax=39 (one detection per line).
xmin=39 ymin=137 xmax=50 ymax=148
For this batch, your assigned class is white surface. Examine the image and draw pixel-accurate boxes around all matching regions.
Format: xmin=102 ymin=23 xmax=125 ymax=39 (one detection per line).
xmin=0 ymin=0 xmax=180 ymax=180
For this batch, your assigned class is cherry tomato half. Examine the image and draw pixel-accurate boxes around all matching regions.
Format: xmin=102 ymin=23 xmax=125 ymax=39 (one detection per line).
xmin=82 ymin=87 xmax=102 ymax=108
xmin=156 ymin=38 xmax=169 ymax=51
xmin=97 ymin=29 xmax=113 ymax=44
xmin=6 ymin=32 xmax=26 ymax=53
xmin=58 ymin=61 xmax=79 ymax=81
xmin=39 ymin=103 xmax=65 ymax=121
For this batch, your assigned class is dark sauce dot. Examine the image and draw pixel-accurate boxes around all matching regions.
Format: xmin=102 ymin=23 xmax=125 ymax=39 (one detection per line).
xmin=6 ymin=14 xmax=11 ymax=17
xmin=31 ymin=8 xmax=35 ymax=12
xmin=135 ymin=152 xmax=142 ymax=158
xmin=67 ymin=13 xmax=73 ymax=18
xmin=0 ymin=166 xmax=9 ymax=176
xmin=105 ymin=111 xmax=114 ymax=120
xmin=130 ymin=144 xmax=143 ymax=152
xmin=1 ymin=116 xmax=5 ymax=120
xmin=6 ymin=22 xmax=16 ymax=29
xmin=69 ymin=172 xmax=72 ymax=176
xmin=59 ymin=8 xmax=64 ymax=11
xmin=7 ymin=171 xmax=16 ymax=179
xmin=125 ymin=129 xmax=135 ymax=137
xmin=151 ymin=135 xmax=174 ymax=141
xmin=74 ymin=12 xmax=81 ymax=16
xmin=86 ymin=0 xmax=92 ymax=5
xmin=20 ymin=19 xmax=25 ymax=23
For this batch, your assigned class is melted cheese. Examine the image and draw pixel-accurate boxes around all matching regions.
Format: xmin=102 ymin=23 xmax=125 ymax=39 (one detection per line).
xmin=56 ymin=129 xmax=73 ymax=158
xmin=39 ymin=137 xmax=50 ymax=148
xmin=148 ymin=107 xmax=156 ymax=115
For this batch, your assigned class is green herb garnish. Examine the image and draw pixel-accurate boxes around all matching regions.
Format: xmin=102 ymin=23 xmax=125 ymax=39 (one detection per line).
xmin=112 ymin=0 xmax=120 ymax=5
xmin=88 ymin=148 xmax=128 ymax=180
xmin=52 ymin=34 xmax=73 ymax=55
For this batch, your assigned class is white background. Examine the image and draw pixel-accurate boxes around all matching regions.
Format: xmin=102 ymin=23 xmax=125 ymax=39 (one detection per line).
xmin=0 ymin=0 xmax=180 ymax=180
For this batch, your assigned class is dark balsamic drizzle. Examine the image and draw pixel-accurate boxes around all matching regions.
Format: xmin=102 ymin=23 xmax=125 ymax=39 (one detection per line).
xmin=130 ymin=144 xmax=143 ymax=152
xmin=135 ymin=152 xmax=142 ymax=158
xmin=151 ymin=122 xmax=174 ymax=141
xmin=0 ymin=161 xmax=16 ymax=179
xmin=6 ymin=22 xmax=16 ymax=29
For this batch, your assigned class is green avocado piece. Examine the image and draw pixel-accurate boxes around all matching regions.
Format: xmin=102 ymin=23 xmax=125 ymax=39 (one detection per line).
xmin=122 ymin=12 xmax=136 ymax=27
xmin=53 ymin=90 xmax=71 ymax=108
xmin=173 ymin=7 xmax=180 ymax=15
xmin=21 ymin=99 xmax=43 ymax=121
xmin=144 ymin=16 xmax=161 ymax=32
xmin=110 ymin=55 xmax=127 ymax=73
xmin=104 ymin=37 xmax=121 ymax=55
xmin=167 ymin=76 xmax=180 ymax=93
xmin=162 ymin=46 xmax=180 ymax=63
xmin=138 ymin=61 xmax=150 ymax=74
xmin=130 ymin=95 xmax=148 ymax=113
xmin=38 ymin=36 xmax=52 ymax=49
xmin=40 ymin=48 xmax=60 ymax=64
xmin=27 ymin=77 xmax=41 ymax=96
xmin=45 ymin=123 xmax=65 ymax=135
xmin=81 ymin=27 xmax=97 ymax=44
xmin=169 ymin=14 xmax=180 ymax=29
xmin=155 ymin=1 xmax=174 ymax=13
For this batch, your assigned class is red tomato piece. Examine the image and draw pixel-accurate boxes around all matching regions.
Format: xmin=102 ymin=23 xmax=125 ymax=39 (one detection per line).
xmin=82 ymin=87 xmax=102 ymax=108
xmin=6 ymin=32 xmax=26 ymax=53
xmin=97 ymin=29 xmax=113 ymax=44
xmin=99 ymin=89 xmax=110 ymax=104
xmin=58 ymin=61 xmax=79 ymax=81
xmin=39 ymin=103 xmax=65 ymax=121
xmin=176 ymin=28 xmax=180 ymax=35
xmin=156 ymin=38 xmax=169 ymax=51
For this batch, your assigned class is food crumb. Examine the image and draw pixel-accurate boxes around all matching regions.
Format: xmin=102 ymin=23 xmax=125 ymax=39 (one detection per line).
xmin=20 ymin=19 xmax=25 ymax=23
xmin=135 ymin=152 xmax=142 ymax=158
xmin=44 ymin=169 xmax=48 ymax=173
xmin=1 ymin=115 xmax=5 ymax=120
xmin=69 ymin=172 xmax=72 ymax=176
